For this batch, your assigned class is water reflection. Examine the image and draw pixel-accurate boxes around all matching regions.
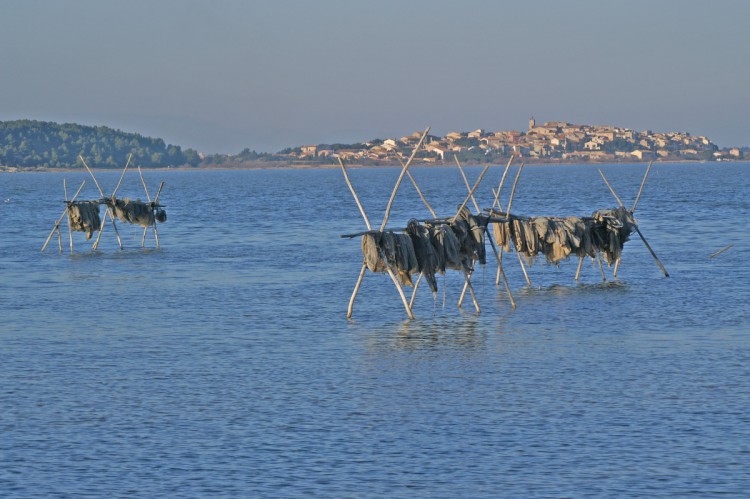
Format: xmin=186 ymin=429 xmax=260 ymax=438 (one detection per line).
xmin=354 ymin=314 xmax=514 ymax=353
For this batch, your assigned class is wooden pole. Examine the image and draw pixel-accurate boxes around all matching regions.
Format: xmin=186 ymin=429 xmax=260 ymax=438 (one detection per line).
xmin=41 ymin=180 xmax=86 ymax=252
xmin=92 ymin=205 xmax=109 ymax=250
xmin=409 ymin=272 xmax=423 ymax=309
xmin=111 ymin=153 xmax=132 ymax=198
xmin=80 ymin=155 xmax=123 ymax=250
xmin=505 ymin=163 xmax=524 ymax=220
xmin=339 ymin=157 xmax=415 ymax=319
xmin=57 ymin=226 xmax=62 ymax=253
xmin=137 ymin=167 xmax=159 ymax=249
xmin=457 ymin=270 xmax=480 ymax=313
xmin=485 ymin=227 xmax=515 ymax=308
xmin=455 ymin=155 xmax=482 ymax=213
xmin=138 ymin=166 xmax=151 ymax=201
xmin=575 ymin=256 xmax=585 ymax=281
xmin=598 ymin=168 xmax=669 ymax=277
xmin=596 ymin=253 xmax=607 ymax=281
xmin=402 ymin=162 xmax=437 ymax=218
xmin=492 ymin=155 xmax=515 ymax=210
xmin=347 ymin=263 xmax=367 ymax=319
xmin=631 ymin=160 xmax=653 ymax=212
xmin=453 ymin=163 xmax=491 ymax=221
xmin=597 ymin=168 xmax=626 ymax=209
xmin=384 ymin=263 xmax=415 ymax=319
xmin=339 ymin=158 xmax=372 ymax=231
xmin=380 ymin=127 xmax=430 ymax=232
xmin=152 ymin=181 xmax=165 ymax=249
xmin=504 ymin=164 xmax=531 ymax=286
xmin=64 ymin=179 xmax=74 ymax=254
xmin=633 ymin=224 xmax=669 ymax=277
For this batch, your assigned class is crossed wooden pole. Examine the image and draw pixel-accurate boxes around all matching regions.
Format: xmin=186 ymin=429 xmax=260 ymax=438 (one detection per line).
xmin=341 ymin=127 xmax=431 ymax=319
xmin=400 ymin=158 xmax=484 ymax=313
xmin=597 ymin=161 xmax=669 ymax=278
xmin=490 ymin=158 xmax=532 ymax=288
xmin=453 ymin=156 xmax=516 ymax=309
xmin=79 ymin=155 xmax=125 ymax=250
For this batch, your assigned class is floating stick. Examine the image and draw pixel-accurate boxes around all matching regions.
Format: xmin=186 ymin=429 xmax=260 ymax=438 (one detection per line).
xmin=41 ymin=180 xmax=86 ymax=252
xmin=380 ymin=127 xmax=430 ymax=232
xmin=598 ymin=169 xmax=669 ymax=277
xmin=709 ymin=245 xmax=734 ymax=259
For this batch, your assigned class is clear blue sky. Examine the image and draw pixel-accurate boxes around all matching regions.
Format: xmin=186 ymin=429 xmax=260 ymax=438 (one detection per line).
xmin=2 ymin=0 xmax=748 ymax=153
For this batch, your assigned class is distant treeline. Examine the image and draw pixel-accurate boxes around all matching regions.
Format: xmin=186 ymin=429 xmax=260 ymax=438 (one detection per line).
xmin=0 ymin=120 xmax=201 ymax=168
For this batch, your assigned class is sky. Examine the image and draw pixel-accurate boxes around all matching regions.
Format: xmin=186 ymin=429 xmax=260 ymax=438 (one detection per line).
xmin=2 ymin=0 xmax=748 ymax=154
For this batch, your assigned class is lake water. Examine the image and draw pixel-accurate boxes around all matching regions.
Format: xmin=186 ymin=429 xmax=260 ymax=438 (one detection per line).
xmin=1 ymin=163 xmax=749 ymax=497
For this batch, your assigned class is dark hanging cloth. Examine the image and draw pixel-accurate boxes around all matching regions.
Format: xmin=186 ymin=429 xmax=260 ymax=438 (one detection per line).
xmin=67 ymin=201 xmax=101 ymax=240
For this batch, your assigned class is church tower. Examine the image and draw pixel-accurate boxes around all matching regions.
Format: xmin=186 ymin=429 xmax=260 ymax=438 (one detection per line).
xmin=529 ymin=116 xmax=536 ymax=130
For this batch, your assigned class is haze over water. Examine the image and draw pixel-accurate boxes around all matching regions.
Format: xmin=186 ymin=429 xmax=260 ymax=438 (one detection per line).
xmin=2 ymin=163 xmax=749 ymax=497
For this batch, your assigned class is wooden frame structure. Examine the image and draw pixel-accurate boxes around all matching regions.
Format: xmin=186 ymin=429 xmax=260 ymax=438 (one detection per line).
xmin=340 ymin=131 xmax=668 ymax=319
xmin=41 ymin=154 xmax=166 ymax=254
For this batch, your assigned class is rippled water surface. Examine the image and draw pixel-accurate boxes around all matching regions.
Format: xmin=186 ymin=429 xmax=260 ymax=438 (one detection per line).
xmin=2 ymin=163 xmax=749 ymax=497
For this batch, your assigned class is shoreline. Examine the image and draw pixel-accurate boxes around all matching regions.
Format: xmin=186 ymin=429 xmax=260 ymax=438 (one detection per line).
xmin=2 ymin=158 xmax=747 ymax=173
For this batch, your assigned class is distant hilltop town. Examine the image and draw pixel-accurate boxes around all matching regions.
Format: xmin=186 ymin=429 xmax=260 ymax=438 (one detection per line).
xmin=281 ymin=119 xmax=745 ymax=165
xmin=1 ymin=119 xmax=746 ymax=171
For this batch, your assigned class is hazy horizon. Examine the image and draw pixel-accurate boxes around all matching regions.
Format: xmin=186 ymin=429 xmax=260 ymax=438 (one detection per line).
xmin=3 ymin=0 xmax=748 ymax=154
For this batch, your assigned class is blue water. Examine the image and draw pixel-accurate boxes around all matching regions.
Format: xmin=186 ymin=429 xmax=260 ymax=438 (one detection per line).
xmin=1 ymin=163 xmax=749 ymax=497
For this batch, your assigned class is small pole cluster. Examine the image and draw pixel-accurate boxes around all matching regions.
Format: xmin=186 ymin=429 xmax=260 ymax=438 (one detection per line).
xmin=41 ymin=154 xmax=167 ymax=254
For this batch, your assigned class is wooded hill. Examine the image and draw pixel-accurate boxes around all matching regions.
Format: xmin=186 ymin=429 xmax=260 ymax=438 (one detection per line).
xmin=0 ymin=120 xmax=201 ymax=168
